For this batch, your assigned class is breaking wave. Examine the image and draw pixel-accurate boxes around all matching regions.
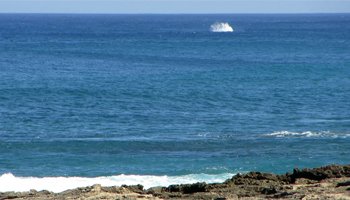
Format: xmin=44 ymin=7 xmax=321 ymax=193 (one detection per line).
xmin=263 ymin=131 xmax=350 ymax=138
xmin=210 ymin=22 xmax=234 ymax=32
xmin=0 ymin=172 xmax=235 ymax=193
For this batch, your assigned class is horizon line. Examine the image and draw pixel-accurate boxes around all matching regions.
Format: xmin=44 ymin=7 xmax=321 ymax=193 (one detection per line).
xmin=0 ymin=12 xmax=350 ymax=15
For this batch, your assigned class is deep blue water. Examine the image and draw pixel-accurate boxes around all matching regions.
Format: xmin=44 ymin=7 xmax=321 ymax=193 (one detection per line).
xmin=0 ymin=14 xmax=349 ymax=178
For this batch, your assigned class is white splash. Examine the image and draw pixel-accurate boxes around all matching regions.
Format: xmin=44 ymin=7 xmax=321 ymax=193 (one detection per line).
xmin=263 ymin=131 xmax=350 ymax=138
xmin=0 ymin=172 xmax=235 ymax=193
xmin=210 ymin=22 xmax=234 ymax=32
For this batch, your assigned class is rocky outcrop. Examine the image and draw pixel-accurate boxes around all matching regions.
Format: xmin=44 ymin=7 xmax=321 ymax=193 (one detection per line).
xmin=1 ymin=164 xmax=349 ymax=200
xmin=288 ymin=164 xmax=350 ymax=183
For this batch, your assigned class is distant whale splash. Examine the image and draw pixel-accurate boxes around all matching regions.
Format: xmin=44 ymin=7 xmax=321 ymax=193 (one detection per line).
xmin=210 ymin=22 xmax=234 ymax=32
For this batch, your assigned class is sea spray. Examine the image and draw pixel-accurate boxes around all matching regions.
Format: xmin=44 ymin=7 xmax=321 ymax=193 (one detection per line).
xmin=210 ymin=22 xmax=234 ymax=32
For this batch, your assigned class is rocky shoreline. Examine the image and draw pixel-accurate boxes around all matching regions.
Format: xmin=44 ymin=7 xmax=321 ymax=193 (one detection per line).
xmin=1 ymin=164 xmax=349 ymax=200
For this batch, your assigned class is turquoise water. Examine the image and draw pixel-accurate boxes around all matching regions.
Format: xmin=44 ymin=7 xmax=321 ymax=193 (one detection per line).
xmin=0 ymin=14 xmax=349 ymax=188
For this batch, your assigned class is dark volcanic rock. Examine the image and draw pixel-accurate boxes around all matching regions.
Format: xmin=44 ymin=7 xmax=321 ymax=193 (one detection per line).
xmin=226 ymin=172 xmax=287 ymax=185
xmin=225 ymin=164 xmax=350 ymax=187
xmin=182 ymin=182 xmax=207 ymax=194
xmin=289 ymin=164 xmax=350 ymax=183
xmin=166 ymin=182 xmax=207 ymax=194
xmin=261 ymin=186 xmax=278 ymax=195
xmin=337 ymin=180 xmax=350 ymax=187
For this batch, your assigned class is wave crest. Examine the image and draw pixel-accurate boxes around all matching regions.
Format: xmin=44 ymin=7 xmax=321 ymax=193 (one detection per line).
xmin=210 ymin=22 xmax=234 ymax=32
xmin=263 ymin=131 xmax=350 ymax=138
xmin=0 ymin=173 xmax=235 ymax=193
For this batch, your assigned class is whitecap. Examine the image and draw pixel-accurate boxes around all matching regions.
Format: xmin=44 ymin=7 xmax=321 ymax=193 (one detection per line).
xmin=210 ymin=22 xmax=234 ymax=32
xmin=263 ymin=131 xmax=350 ymax=138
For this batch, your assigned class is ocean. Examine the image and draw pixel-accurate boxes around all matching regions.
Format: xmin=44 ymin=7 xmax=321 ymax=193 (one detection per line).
xmin=0 ymin=14 xmax=349 ymax=192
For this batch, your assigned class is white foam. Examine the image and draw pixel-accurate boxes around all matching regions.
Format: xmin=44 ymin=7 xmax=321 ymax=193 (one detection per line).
xmin=0 ymin=172 xmax=235 ymax=193
xmin=210 ymin=22 xmax=234 ymax=32
xmin=263 ymin=131 xmax=350 ymax=138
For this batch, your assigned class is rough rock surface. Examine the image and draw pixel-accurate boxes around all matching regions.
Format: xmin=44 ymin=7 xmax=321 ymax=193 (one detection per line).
xmin=1 ymin=164 xmax=349 ymax=200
